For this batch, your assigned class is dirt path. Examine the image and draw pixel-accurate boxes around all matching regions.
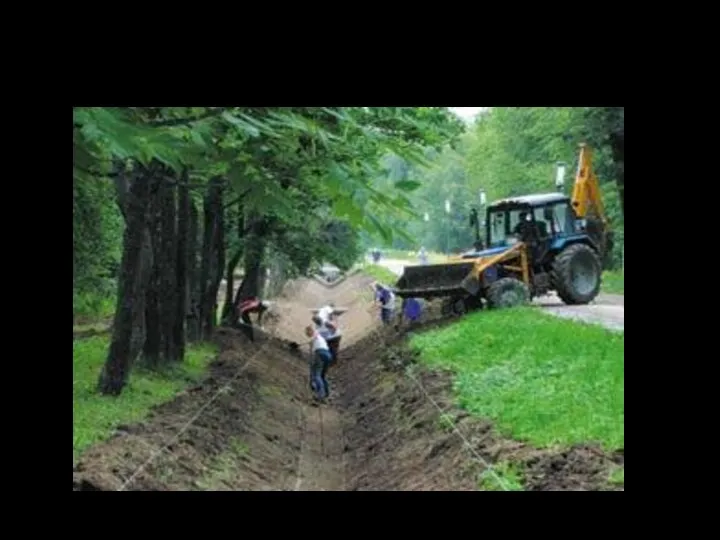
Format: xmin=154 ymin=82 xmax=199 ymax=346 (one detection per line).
xmin=294 ymin=404 xmax=345 ymax=490
xmin=377 ymin=258 xmax=624 ymax=331
xmin=267 ymin=275 xmax=376 ymax=491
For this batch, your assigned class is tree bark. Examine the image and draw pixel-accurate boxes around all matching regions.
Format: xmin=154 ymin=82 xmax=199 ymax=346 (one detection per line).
xmin=174 ymin=172 xmax=189 ymax=361
xmin=221 ymin=202 xmax=246 ymax=324
xmin=199 ymin=177 xmax=225 ymax=340
xmin=98 ymin=169 xmax=157 ymax=395
xmin=222 ymin=248 xmax=243 ymax=324
xmin=158 ymin=176 xmax=178 ymax=362
xmin=186 ymin=199 xmax=201 ymax=342
xmin=234 ymin=214 xmax=266 ymax=304
xmin=142 ymin=189 xmax=162 ymax=367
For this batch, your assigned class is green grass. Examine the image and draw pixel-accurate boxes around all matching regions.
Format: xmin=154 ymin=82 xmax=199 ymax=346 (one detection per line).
xmin=602 ymin=270 xmax=624 ymax=295
xmin=73 ymin=291 xmax=115 ymax=325
xmin=73 ymin=336 xmax=218 ymax=462
xmin=361 ymin=263 xmax=402 ymax=286
xmin=478 ymin=461 xmax=524 ymax=491
xmin=608 ymin=466 xmax=624 ymax=485
xmin=410 ymin=307 xmax=624 ymax=451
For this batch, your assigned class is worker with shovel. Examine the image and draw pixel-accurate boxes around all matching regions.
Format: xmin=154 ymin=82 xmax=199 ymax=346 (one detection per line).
xmin=305 ymin=324 xmax=332 ymax=401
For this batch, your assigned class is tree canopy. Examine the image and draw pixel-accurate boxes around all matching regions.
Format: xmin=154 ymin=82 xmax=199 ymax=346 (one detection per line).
xmin=73 ymin=106 xmax=465 ymax=394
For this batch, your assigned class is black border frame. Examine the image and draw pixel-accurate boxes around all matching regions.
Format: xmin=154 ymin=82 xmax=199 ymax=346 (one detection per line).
xmin=68 ymin=82 xmax=643 ymax=515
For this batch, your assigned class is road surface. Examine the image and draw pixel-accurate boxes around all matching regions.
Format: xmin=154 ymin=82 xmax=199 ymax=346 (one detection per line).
xmin=374 ymin=258 xmax=624 ymax=332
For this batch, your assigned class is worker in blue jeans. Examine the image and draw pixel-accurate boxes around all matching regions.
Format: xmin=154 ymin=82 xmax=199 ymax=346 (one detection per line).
xmin=305 ymin=325 xmax=332 ymax=400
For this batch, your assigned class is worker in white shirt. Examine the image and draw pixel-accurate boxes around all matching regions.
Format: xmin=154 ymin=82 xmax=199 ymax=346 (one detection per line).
xmin=305 ymin=325 xmax=332 ymax=400
xmin=317 ymin=303 xmax=335 ymax=324
xmin=314 ymin=303 xmax=343 ymax=364
xmin=312 ymin=314 xmax=342 ymax=366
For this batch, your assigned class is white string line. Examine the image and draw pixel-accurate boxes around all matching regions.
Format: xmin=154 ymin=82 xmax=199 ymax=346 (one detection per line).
xmin=117 ymin=331 xmax=277 ymax=491
xmin=404 ymin=369 xmax=510 ymax=491
xmin=293 ymin=406 xmax=306 ymax=491
xmin=366 ymin=299 xmax=511 ymax=491
xmin=117 ymin=321 xmax=313 ymax=491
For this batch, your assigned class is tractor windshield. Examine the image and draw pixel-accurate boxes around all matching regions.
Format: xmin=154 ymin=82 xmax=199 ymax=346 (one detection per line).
xmin=488 ymin=208 xmax=529 ymax=246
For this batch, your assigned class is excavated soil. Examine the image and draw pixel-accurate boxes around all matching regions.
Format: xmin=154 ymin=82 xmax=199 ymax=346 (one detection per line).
xmin=73 ymin=274 xmax=623 ymax=491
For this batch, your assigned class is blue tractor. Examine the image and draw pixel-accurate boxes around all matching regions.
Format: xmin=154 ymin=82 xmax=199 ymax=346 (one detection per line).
xmin=394 ymin=144 xmax=613 ymax=314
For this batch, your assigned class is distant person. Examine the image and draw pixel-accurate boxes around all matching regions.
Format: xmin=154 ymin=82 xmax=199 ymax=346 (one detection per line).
xmin=372 ymin=282 xmax=396 ymax=325
xmin=305 ymin=324 xmax=332 ymax=401
xmin=372 ymin=248 xmax=381 ymax=263
xmin=417 ymin=246 xmax=429 ymax=265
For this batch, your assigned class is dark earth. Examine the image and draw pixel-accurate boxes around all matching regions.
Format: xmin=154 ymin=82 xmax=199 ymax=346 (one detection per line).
xmin=73 ymin=275 xmax=623 ymax=491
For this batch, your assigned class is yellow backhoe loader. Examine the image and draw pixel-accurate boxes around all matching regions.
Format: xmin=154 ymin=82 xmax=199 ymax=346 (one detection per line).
xmin=394 ymin=143 xmax=613 ymax=314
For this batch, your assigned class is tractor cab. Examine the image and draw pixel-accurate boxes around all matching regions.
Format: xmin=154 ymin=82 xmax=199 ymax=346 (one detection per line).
xmin=461 ymin=193 xmax=576 ymax=265
xmin=487 ymin=193 xmax=574 ymax=247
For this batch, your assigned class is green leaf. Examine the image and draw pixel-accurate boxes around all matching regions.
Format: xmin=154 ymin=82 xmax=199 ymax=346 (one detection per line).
xmin=394 ymin=180 xmax=422 ymax=192
xmin=221 ymin=111 xmax=260 ymax=137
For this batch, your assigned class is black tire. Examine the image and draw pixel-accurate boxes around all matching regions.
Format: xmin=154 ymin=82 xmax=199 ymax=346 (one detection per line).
xmin=486 ymin=278 xmax=530 ymax=309
xmin=551 ymin=243 xmax=602 ymax=305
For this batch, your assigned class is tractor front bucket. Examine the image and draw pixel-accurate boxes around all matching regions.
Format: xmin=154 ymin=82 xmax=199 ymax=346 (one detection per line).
xmin=394 ymin=262 xmax=477 ymax=299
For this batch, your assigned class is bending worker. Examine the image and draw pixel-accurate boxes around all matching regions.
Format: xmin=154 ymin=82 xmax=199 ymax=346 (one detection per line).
xmin=236 ymin=296 xmax=271 ymax=341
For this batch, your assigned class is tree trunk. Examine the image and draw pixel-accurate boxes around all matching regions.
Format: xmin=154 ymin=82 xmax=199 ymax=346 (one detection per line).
xmin=222 ymin=248 xmax=243 ymax=324
xmin=609 ymin=132 xmax=624 ymax=216
xmin=187 ymin=199 xmax=201 ymax=342
xmin=199 ymin=177 xmax=225 ymax=340
xmin=98 ymin=169 xmax=157 ymax=395
xmin=142 ymin=191 xmax=162 ymax=367
xmin=234 ymin=214 xmax=266 ymax=304
xmin=112 ymin=163 xmax=153 ymax=368
xmin=221 ymin=201 xmax=246 ymax=324
xmin=174 ymin=172 xmax=189 ymax=361
xmin=158 ymin=177 xmax=178 ymax=362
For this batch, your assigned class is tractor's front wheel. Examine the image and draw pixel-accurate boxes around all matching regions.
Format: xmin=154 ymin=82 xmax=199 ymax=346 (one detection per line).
xmin=551 ymin=243 xmax=602 ymax=305
xmin=486 ymin=278 xmax=530 ymax=309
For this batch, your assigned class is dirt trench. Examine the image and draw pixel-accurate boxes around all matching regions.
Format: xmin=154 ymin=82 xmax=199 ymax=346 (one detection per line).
xmin=73 ymin=274 xmax=622 ymax=491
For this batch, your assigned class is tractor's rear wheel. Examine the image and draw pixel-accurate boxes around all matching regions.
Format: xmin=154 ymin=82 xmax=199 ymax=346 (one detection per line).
xmin=486 ymin=278 xmax=530 ymax=309
xmin=551 ymin=243 xmax=602 ymax=305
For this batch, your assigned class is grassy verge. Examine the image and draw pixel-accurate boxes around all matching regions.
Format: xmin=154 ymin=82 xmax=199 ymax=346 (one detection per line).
xmin=602 ymin=270 xmax=624 ymax=295
xmin=73 ymin=336 xmax=218 ymax=463
xmin=74 ymin=291 xmax=115 ymax=332
xmin=410 ymin=307 xmax=624 ymax=451
xmin=360 ymin=263 xmax=402 ymax=286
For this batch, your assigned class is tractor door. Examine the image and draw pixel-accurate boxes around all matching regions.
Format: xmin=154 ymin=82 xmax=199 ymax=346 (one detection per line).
xmin=530 ymin=206 xmax=553 ymax=263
